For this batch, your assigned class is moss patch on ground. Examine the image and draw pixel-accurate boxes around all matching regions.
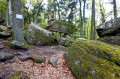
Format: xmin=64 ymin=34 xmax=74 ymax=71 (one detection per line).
xmin=64 ymin=39 xmax=120 ymax=79
xmin=6 ymin=71 xmax=29 ymax=79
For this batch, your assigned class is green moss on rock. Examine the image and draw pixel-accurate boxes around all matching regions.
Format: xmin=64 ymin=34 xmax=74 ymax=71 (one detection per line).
xmin=31 ymin=55 xmax=45 ymax=63
xmin=25 ymin=22 xmax=55 ymax=46
xmin=6 ymin=71 xmax=29 ymax=79
xmin=64 ymin=39 xmax=120 ymax=79
xmin=98 ymin=36 xmax=120 ymax=46
xmin=0 ymin=25 xmax=7 ymax=31
xmin=46 ymin=20 xmax=76 ymax=34
xmin=8 ymin=36 xmax=28 ymax=49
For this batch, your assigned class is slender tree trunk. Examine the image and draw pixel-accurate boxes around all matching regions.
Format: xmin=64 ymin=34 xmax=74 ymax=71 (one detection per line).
xmin=35 ymin=1 xmax=43 ymax=24
xmin=83 ymin=0 xmax=86 ymax=38
xmin=90 ymin=0 xmax=95 ymax=40
xmin=99 ymin=0 xmax=105 ymax=23
xmin=79 ymin=0 xmax=83 ymax=37
xmin=6 ymin=7 xmax=9 ymax=26
xmin=58 ymin=5 xmax=61 ymax=20
xmin=113 ymin=0 xmax=117 ymax=19
xmin=9 ymin=0 xmax=13 ymax=27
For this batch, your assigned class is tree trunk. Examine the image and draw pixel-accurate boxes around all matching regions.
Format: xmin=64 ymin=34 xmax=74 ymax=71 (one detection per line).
xmin=79 ymin=0 xmax=83 ymax=38
xmin=90 ymin=0 xmax=95 ymax=40
xmin=99 ymin=0 xmax=105 ymax=23
xmin=9 ymin=0 xmax=13 ymax=27
xmin=12 ymin=0 xmax=24 ymax=43
xmin=113 ymin=0 xmax=117 ymax=19
xmin=6 ymin=7 xmax=9 ymax=26
xmin=35 ymin=1 xmax=43 ymax=24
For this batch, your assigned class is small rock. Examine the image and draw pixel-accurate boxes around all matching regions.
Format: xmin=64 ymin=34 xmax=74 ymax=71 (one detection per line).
xmin=19 ymin=56 xmax=31 ymax=62
xmin=44 ymin=52 xmax=55 ymax=55
xmin=49 ymin=57 xmax=58 ymax=67
xmin=14 ymin=52 xmax=24 ymax=56
xmin=53 ymin=45 xmax=67 ymax=51
xmin=31 ymin=55 xmax=45 ymax=63
xmin=0 ymin=53 xmax=14 ymax=62
xmin=8 ymin=59 xmax=15 ymax=63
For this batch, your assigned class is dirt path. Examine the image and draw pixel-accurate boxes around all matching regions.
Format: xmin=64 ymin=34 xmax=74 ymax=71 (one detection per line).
xmin=0 ymin=39 xmax=75 ymax=79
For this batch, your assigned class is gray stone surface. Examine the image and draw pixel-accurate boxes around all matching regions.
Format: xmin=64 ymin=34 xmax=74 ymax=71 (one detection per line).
xmin=96 ymin=17 xmax=120 ymax=37
xmin=49 ymin=57 xmax=58 ymax=67
xmin=0 ymin=52 xmax=14 ymax=62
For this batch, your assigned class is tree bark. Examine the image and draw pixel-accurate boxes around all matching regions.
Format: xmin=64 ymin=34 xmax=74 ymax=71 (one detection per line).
xmin=113 ymin=0 xmax=117 ymax=19
xmin=90 ymin=0 xmax=95 ymax=40
xmin=35 ymin=1 xmax=43 ymax=24
xmin=9 ymin=0 xmax=13 ymax=27
xmin=99 ymin=0 xmax=105 ymax=23
xmin=6 ymin=6 xmax=9 ymax=26
xmin=12 ymin=0 xmax=24 ymax=42
xmin=79 ymin=0 xmax=83 ymax=38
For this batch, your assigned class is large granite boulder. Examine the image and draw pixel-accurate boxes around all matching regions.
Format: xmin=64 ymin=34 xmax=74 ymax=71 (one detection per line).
xmin=25 ymin=22 xmax=55 ymax=46
xmin=46 ymin=19 xmax=76 ymax=34
xmin=65 ymin=38 xmax=120 ymax=79
xmin=96 ymin=17 xmax=120 ymax=37
xmin=98 ymin=36 xmax=120 ymax=45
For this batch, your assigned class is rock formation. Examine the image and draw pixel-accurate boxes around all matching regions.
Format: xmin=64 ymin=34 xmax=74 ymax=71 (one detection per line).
xmin=96 ymin=17 xmax=120 ymax=45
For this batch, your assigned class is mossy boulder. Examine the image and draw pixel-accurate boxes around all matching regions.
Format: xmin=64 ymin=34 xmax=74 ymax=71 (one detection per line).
xmin=98 ymin=36 xmax=120 ymax=46
xmin=0 ymin=31 xmax=11 ymax=38
xmin=31 ymin=55 xmax=45 ymax=63
xmin=46 ymin=19 xmax=76 ymax=34
xmin=6 ymin=71 xmax=29 ymax=79
xmin=64 ymin=39 xmax=120 ymax=79
xmin=96 ymin=17 xmax=120 ymax=37
xmin=53 ymin=45 xmax=68 ymax=51
xmin=0 ymin=25 xmax=7 ymax=31
xmin=25 ymin=22 xmax=55 ymax=46
xmin=19 ymin=55 xmax=45 ymax=63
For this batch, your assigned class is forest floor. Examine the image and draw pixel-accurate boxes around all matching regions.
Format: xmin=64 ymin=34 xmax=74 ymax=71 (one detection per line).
xmin=0 ymin=38 xmax=75 ymax=79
